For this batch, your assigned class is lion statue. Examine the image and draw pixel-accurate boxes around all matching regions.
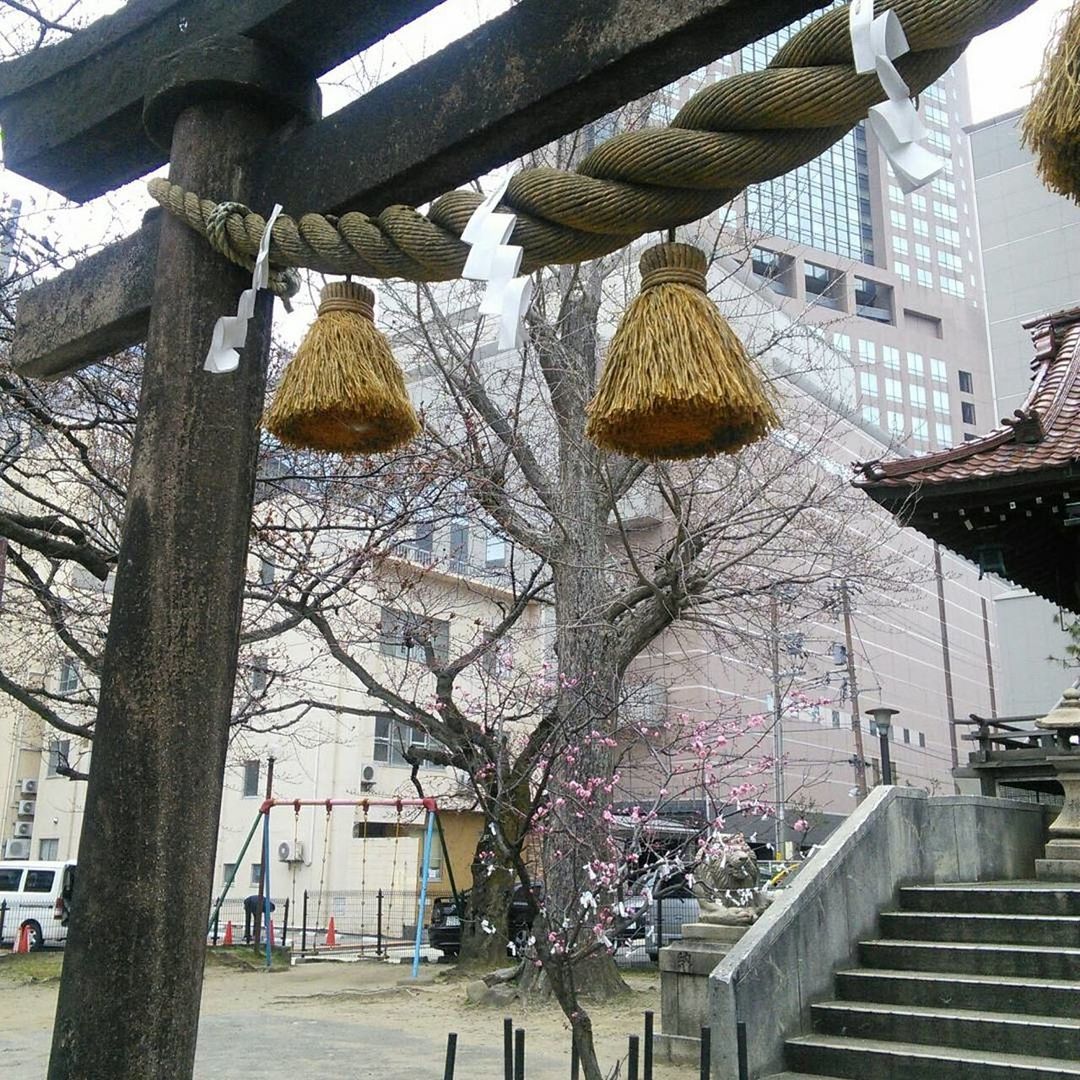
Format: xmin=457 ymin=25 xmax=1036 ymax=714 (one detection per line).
xmin=691 ymin=833 xmax=767 ymax=925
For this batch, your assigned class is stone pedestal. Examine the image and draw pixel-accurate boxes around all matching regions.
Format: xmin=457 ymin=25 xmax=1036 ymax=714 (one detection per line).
xmin=655 ymin=923 xmax=749 ymax=1064
xmin=1036 ymin=754 xmax=1080 ymax=881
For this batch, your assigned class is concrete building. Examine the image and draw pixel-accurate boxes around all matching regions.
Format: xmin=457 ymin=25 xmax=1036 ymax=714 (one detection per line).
xmin=965 ymin=108 xmax=1080 ymax=716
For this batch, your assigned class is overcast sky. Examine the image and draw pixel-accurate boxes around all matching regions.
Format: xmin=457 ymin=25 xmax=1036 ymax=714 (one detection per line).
xmin=966 ymin=0 xmax=1071 ymax=121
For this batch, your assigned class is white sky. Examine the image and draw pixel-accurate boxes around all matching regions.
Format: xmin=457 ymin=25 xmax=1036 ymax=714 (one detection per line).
xmin=966 ymin=0 xmax=1072 ymax=122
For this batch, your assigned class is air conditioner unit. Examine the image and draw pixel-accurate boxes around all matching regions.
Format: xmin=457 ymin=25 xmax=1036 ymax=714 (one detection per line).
xmin=359 ymin=763 xmax=377 ymax=792
xmin=277 ymin=840 xmax=304 ymax=863
xmin=4 ymin=838 xmax=30 ymax=859
xmin=13 ymin=822 xmax=32 ymax=838
xmin=19 ymin=779 xmax=38 ymax=796
xmin=17 ymin=801 xmax=35 ymax=817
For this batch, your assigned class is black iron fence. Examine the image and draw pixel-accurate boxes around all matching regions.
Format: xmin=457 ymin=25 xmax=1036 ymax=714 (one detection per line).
xmin=208 ymin=888 xmax=428 ymax=961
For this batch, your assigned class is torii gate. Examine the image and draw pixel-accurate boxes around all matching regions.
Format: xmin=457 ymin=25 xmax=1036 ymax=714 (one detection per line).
xmin=0 ymin=2 xmax=826 ymax=1076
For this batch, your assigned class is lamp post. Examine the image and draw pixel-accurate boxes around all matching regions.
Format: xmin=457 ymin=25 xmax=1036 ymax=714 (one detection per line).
xmin=866 ymin=706 xmax=899 ymax=785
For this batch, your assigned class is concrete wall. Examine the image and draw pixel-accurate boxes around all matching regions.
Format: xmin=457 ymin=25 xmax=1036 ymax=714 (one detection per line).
xmin=708 ymin=787 xmax=1047 ymax=1080
xmin=993 ymin=588 xmax=1076 ymax=717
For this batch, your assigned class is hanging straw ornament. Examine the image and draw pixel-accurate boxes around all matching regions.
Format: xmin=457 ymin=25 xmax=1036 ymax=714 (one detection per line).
xmin=1023 ymin=0 xmax=1080 ymax=201
xmin=263 ymin=280 xmax=420 ymax=454
xmin=585 ymin=242 xmax=778 ymax=460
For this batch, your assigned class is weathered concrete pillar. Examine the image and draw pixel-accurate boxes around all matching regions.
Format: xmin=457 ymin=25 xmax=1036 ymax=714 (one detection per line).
xmin=48 ymin=42 xmax=317 ymax=1080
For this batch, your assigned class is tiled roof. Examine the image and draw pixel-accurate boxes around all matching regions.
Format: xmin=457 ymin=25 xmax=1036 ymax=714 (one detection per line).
xmin=856 ymin=308 xmax=1080 ymax=490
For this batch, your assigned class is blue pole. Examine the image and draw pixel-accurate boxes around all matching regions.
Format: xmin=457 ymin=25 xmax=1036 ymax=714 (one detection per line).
xmin=412 ymin=809 xmax=436 ymax=978
xmin=262 ymin=810 xmax=273 ymax=970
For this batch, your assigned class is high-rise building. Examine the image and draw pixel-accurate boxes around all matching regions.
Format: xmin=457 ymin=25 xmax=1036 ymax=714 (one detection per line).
xmin=965 ymin=107 xmax=1080 ymax=716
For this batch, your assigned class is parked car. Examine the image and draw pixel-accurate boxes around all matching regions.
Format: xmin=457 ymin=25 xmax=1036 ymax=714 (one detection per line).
xmin=428 ymin=883 xmax=543 ymax=958
xmin=0 ymin=860 xmax=76 ymax=949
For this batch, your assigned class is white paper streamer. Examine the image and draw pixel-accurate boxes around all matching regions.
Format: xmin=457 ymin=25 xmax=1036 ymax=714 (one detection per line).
xmin=461 ymin=176 xmax=532 ymax=351
xmin=849 ymin=0 xmax=944 ymax=194
xmin=204 ymin=204 xmax=284 ymax=374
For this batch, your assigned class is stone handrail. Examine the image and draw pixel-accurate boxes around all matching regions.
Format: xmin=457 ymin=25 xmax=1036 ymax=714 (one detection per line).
xmin=707 ymin=787 xmax=1048 ymax=1080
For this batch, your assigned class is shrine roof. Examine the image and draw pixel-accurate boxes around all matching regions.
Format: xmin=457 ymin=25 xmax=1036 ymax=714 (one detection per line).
xmin=856 ymin=307 xmax=1080 ymax=493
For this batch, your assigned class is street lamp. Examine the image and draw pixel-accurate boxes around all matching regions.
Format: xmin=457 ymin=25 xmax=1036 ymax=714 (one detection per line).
xmin=865 ymin=705 xmax=899 ymax=785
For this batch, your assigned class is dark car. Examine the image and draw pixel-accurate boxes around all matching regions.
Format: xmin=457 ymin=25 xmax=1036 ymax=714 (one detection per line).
xmin=428 ymin=883 xmax=543 ymax=958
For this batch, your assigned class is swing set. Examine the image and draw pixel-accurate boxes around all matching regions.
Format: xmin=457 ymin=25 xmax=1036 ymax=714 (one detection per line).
xmin=210 ymin=796 xmax=441 ymax=977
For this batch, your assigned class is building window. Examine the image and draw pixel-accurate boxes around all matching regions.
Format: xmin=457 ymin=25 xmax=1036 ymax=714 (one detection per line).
xmin=833 ymin=333 xmax=851 ymax=354
xmin=910 ymin=193 xmax=928 ymax=213
xmin=485 ymin=532 xmax=507 ymax=567
xmin=862 ymin=405 xmax=881 ymax=425
xmin=449 ymin=519 xmax=470 ymax=572
xmin=250 ymin=655 xmax=270 ymax=694
xmin=379 ymin=607 xmax=451 ymax=664
xmin=935 ymin=202 xmax=959 ymax=223
xmin=909 ymin=385 xmax=927 ymax=409
xmin=414 ymin=518 xmax=434 ymax=556
xmin=940 ymin=276 xmax=965 ymax=298
xmin=930 ymin=357 xmax=947 ymax=382
xmin=250 ymin=863 xmax=263 ymax=887
xmin=893 ymin=261 xmax=911 ymax=282
xmin=918 ymin=732 xmax=927 ymax=748
xmin=903 ymin=728 xmax=911 ymax=744
xmin=933 ymin=390 xmax=951 ymax=414
xmin=885 ymin=378 xmax=903 ymax=403
xmin=751 ymin=247 xmax=793 ymax=294
xmin=880 ymin=346 xmax=899 ymax=370
xmin=887 ymin=411 xmax=905 ymax=436
xmin=915 ymin=243 xmax=931 ymax=264
xmin=961 ymin=401 xmax=977 ymax=426
xmin=906 ymin=352 xmax=924 ymax=377
xmin=958 ymin=370 xmax=973 ymax=394
xmin=889 ymin=184 xmax=905 ymax=204
xmin=224 ymin=863 xmax=237 ymax=883
xmin=38 ymin=838 xmax=59 ymax=860
xmin=258 ymin=559 xmax=275 ymax=586
xmin=854 ymin=277 xmax=893 ymax=323
xmin=891 ymin=236 xmax=909 ymax=256
xmin=805 ymin=261 xmax=843 ymax=308
xmin=936 ymin=422 xmax=954 ymax=445
xmin=890 ymin=210 xmax=907 ymax=231
xmin=243 ymin=760 xmax=261 ymax=798
xmin=47 ymin=739 xmax=70 ymax=777
xmin=373 ymin=714 xmax=432 ymax=767
xmin=859 ymin=372 xmax=879 ymax=397
xmin=916 ymin=268 xmax=934 ymax=289
xmin=858 ymin=339 xmax=877 ymax=364
xmin=913 ymin=217 xmax=929 ymax=238
xmin=938 ymin=251 xmax=962 ymax=274
xmin=58 ymin=658 xmax=79 ymax=696
xmin=912 ymin=417 xmax=929 ymax=441
xmin=937 ymin=227 xmax=961 ymax=248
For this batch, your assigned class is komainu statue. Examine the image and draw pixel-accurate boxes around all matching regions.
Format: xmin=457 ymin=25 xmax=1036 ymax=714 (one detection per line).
xmin=691 ymin=833 xmax=767 ymax=925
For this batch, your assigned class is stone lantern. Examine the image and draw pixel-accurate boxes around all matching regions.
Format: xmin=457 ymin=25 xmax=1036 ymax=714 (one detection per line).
xmin=1035 ymin=687 xmax=1080 ymax=880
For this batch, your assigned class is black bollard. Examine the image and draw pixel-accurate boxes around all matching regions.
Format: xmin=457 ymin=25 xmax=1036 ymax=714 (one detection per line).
xmin=443 ymin=1032 xmax=458 ymax=1080
xmin=514 ymin=1027 xmax=525 ymax=1080
xmin=504 ymin=1017 xmax=513 ymax=1080
xmin=628 ymin=1034 xmax=640 ymax=1080
xmin=699 ymin=1026 xmax=711 ymax=1080
xmin=736 ymin=1021 xmax=749 ymax=1080
xmin=643 ymin=1011 xmax=654 ymax=1080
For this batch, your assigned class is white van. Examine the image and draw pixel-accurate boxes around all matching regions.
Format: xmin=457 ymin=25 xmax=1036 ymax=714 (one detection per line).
xmin=0 ymin=860 xmax=76 ymax=949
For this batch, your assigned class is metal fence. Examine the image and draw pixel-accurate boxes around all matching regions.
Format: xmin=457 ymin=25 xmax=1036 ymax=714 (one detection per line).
xmin=208 ymin=888 xmax=428 ymax=961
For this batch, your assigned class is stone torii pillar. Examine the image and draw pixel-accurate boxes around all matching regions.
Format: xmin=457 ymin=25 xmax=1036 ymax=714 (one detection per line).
xmin=45 ymin=41 xmax=318 ymax=1079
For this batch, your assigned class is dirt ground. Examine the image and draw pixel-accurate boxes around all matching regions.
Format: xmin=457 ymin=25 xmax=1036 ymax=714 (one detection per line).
xmin=0 ymin=952 xmax=691 ymax=1079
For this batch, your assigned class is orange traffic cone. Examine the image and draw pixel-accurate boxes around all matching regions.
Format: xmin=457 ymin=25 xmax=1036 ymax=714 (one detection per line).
xmin=13 ymin=924 xmax=31 ymax=954
xmin=222 ymin=921 xmax=234 ymax=947
xmin=325 ymin=916 xmax=337 ymax=948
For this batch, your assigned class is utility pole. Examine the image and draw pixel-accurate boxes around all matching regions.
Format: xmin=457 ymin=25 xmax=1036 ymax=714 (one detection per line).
xmin=981 ymin=596 xmax=998 ymax=717
xmin=840 ymin=582 xmax=869 ymax=800
xmin=770 ymin=593 xmax=785 ymax=857
xmin=934 ymin=544 xmax=961 ymax=792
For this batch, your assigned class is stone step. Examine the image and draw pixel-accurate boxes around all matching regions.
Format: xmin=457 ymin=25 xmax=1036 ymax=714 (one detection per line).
xmin=785 ymin=1035 xmax=1080 ymax=1079
xmin=859 ymin=938 xmax=1080 ymax=980
xmin=811 ymin=1001 xmax=1080 ymax=1060
xmin=879 ymin=910 xmax=1080 ymax=946
xmin=899 ymin=882 xmax=1080 ymax=916
xmin=1037 ymin=858 xmax=1080 ymax=882
xmin=834 ymin=967 xmax=1080 ymax=1019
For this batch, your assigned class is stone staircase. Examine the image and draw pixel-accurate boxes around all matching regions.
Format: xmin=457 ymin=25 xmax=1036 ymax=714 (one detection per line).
xmin=766 ymin=881 xmax=1080 ymax=1080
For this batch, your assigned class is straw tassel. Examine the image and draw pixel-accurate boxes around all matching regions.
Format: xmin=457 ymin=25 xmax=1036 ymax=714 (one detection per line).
xmin=1023 ymin=0 xmax=1080 ymax=201
xmin=585 ymin=242 xmax=778 ymax=460
xmin=263 ymin=281 xmax=420 ymax=454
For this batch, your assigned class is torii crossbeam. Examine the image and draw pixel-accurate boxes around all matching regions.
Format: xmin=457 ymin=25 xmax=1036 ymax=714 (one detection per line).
xmin=0 ymin=2 xmax=826 ymax=1077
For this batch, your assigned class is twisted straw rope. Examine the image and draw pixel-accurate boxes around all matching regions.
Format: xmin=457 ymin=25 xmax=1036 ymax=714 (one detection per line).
xmin=148 ymin=0 xmax=1033 ymax=284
